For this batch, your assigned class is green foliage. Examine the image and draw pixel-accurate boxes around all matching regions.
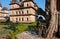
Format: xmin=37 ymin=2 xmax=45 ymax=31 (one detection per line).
xmin=10 ymin=31 xmax=18 ymax=39
xmin=9 ymin=22 xmax=37 ymax=34
xmin=15 ymin=25 xmax=27 ymax=34
xmin=0 ymin=22 xmax=37 ymax=39
xmin=0 ymin=22 xmax=13 ymax=25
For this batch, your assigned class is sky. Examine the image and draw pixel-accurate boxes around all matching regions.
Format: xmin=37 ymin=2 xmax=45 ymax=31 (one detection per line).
xmin=0 ymin=0 xmax=45 ymax=10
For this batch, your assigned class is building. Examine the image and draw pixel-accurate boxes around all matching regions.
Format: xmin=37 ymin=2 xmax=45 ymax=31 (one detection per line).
xmin=10 ymin=0 xmax=38 ymax=23
xmin=0 ymin=3 xmax=8 ymax=22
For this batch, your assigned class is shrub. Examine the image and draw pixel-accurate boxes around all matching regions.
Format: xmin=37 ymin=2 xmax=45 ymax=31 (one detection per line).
xmin=15 ymin=25 xmax=28 ymax=34
xmin=10 ymin=31 xmax=18 ymax=39
xmin=3 ymin=22 xmax=37 ymax=39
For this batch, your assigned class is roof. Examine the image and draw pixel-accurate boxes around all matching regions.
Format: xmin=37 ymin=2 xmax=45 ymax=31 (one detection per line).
xmin=10 ymin=0 xmax=18 ymax=5
xmin=2 ymin=7 xmax=8 ymax=10
xmin=10 ymin=7 xmax=37 ymax=11
xmin=22 ymin=0 xmax=38 ymax=7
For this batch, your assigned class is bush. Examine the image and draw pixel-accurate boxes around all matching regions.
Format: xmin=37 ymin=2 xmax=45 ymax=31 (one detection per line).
xmin=10 ymin=31 xmax=18 ymax=39
xmin=3 ymin=22 xmax=37 ymax=39
xmin=15 ymin=25 xmax=28 ymax=34
xmin=0 ymin=22 xmax=13 ymax=25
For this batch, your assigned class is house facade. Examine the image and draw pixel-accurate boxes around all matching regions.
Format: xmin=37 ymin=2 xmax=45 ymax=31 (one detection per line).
xmin=10 ymin=0 xmax=38 ymax=23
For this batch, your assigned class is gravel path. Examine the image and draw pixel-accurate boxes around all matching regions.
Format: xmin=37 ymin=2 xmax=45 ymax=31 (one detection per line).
xmin=16 ymin=31 xmax=45 ymax=39
xmin=16 ymin=31 xmax=59 ymax=39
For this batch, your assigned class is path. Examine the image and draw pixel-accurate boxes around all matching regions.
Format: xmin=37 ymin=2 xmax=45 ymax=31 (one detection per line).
xmin=16 ymin=31 xmax=45 ymax=39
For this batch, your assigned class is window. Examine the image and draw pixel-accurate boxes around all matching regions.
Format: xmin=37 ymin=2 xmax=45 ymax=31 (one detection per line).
xmin=19 ymin=11 xmax=21 ymax=14
xmin=27 ymin=3 xmax=28 ymax=6
xmin=16 ymin=11 xmax=18 ymax=15
xmin=12 ymin=6 xmax=14 ymax=8
xmin=22 ymin=18 xmax=23 ymax=21
xmin=27 ymin=10 xmax=28 ymax=14
xmin=22 ymin=11 xmax=24 ymax=14
xmin=27 ymin=18 xmax=28 ymax=21
xmin=16 ymin=18 xmax=18 ymax=22
xmin=19 ymin=18 xmax=21 ymax=21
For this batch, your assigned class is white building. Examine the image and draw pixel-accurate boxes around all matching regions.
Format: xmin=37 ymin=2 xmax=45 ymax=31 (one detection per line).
xmin=0 ymin=3 xmax=8 ymax=22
